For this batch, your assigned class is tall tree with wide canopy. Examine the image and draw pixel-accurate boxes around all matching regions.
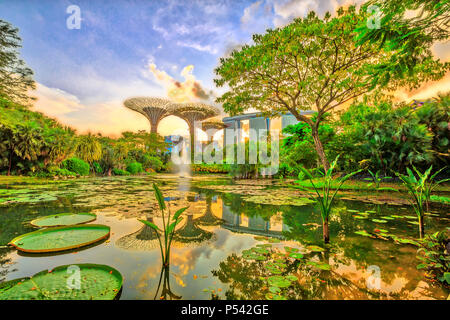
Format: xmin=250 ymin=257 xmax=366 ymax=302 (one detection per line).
xmin=0 ymin=20 xmax=35 ymax=105
xmin=214 ymin=6 xmax=448 ymax=171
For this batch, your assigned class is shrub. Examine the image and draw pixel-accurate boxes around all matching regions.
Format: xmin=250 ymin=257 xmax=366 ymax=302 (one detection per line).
xmin=112 ymin=168 xmax=130 ymax=176
xmin=92 ymin=161 xmax=102 ymax=174
xmin=54 ymin=168 xmax=76 ymax=176
xmin=191 ymin=163 xmax=230 ymax=174
xmin=61 ymin=157 xmax=90 ymax=176
xmin=141 ymin=155 xmax=164 ymax=172
xmin=416 ymin=230 xmax=450 ymax=288
xmin=126 ymin=161 xmax=143 ymax=174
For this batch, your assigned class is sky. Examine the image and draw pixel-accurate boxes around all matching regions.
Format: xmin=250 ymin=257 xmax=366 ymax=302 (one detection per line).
xmin=0 ymin=0 xmax=448 ymax=137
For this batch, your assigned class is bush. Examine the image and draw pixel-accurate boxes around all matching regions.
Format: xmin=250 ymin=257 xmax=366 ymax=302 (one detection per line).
xmin=54 ymin=168 xmax=76 ymax=176
xmin=141 ymin=155 xmax=164 ymax=172
xmin=61 ymin=157 xmax=90 ymax=176
xmin=126 ymin=161 xmax=143 ymax=174
xmin=192 ymin=163 xmax=230 ymax=174
xmin=112 ymin=168 xmax=130 ymax=176
xmin=92 ymin=161 xmax=102 ymax=174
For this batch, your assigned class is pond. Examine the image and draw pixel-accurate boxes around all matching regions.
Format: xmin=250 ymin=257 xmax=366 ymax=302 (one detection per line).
xmin=0 ymin=175 xmax=449 ymax=300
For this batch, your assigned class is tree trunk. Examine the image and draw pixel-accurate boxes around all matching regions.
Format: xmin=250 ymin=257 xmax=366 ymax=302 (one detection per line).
xmin=7 ymin=150 xmax=12 ymax=176
xmin=107 ymin=168 xmax=112 ymax=176
xmin=189 ymin=125 xmax=195 ymax=164
xmin=323 ymin=216 xmax=330 ymax=244
xmin=311 ymin=126 xmax=330 ymax=172
xmin=419 ymin=216 xmax=425 ymax=239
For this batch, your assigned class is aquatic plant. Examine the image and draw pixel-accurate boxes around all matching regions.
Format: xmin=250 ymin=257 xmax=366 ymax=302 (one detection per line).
xmin=138 ymin=183 xmax=187 ymax=267
xmin=395 ymin=166 xmax=449 ymax=238
xmin=364 ymin=169 xmax=395 ymax=191
xmin=298 ymin=156 xmax=362 ymax=243
xmin=416 ymin=230 xmax=450 ymax=288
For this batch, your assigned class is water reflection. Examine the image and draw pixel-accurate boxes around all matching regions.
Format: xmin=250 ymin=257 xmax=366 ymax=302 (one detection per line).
xmin=0 ymin=176 xmax=448 ymax=300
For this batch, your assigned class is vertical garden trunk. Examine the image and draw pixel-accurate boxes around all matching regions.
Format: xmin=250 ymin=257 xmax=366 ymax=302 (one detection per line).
xmin=311 ymin=126 xmax=330 ymax=172
xmin=419 ymin=216 xmax=425 ymax=239
xmin=189 ymin=125 xmax=195 ymax=164
xmin=323 ymin=217 xmax=330 ymax=243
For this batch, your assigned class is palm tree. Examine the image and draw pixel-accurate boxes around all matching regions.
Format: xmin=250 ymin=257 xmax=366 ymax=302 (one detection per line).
xmin=75 ymin=133 xmax=102 ymax=172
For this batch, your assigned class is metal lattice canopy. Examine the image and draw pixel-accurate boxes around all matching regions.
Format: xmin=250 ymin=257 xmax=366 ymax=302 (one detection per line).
xmin=167 ymin=102 xmax=220 ymax=126
xmin=201 ymin=117 xmax=226 ymax=131
xmin=123 ymin=97 xmax=172 ymax=133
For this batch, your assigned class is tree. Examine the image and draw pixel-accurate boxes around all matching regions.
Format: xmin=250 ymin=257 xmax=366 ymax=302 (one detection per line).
xmin=214 ymin=6 xmax=448 ymax=171
xmin=75 ymin=133 xmax=102 ymax=170
xmin=0 ymin=20 xmax=35 ymax=105
xmin=356 ymin=0 xmax=450 ymax=85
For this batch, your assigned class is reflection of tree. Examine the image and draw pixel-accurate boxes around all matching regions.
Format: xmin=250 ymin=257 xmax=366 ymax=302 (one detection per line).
xmin=212 ymin=249 xmax=376 ymax=300
xmin=194 ymin=194 xmax=223 ymax=226
xmin=173 ymin=214 xmax=214 ymax=244
xmin=154 ymin=266 xmax=181 ymax=300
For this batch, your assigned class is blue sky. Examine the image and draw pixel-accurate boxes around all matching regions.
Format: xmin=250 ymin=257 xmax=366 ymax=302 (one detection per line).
xmin=0 ymin=0 xmax=448 ymax=136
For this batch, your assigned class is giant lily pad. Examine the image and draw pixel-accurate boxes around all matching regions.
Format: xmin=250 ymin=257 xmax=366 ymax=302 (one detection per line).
xmin=30 ymin=213 xmax=96 ymax=228
xmin=9 ymin=224 xmax=110 ymax=253
xmin=0 ymin=264 xmax=122 ymax=300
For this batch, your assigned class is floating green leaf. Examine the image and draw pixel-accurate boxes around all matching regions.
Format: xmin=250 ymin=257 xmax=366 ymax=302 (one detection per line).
xmin=0 ymin=264 xmax=122 ymax=300
xmin=30 ymin=213 xmax=96 ymax=228
xmin=9 ymin=224 xmax=110 ymax=253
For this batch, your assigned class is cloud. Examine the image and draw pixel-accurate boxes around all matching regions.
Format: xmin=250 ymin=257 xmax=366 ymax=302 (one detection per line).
xmin=148 ymin=63 xmax=213 ymax=103
xmin=241 ymin=1 xmax=263 ymax=25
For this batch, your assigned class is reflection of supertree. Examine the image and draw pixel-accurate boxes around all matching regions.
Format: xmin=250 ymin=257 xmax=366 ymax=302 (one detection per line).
xmin=154 ymin=266 xmax=181 ymax=300
xmin=115 ymin=215 xmax=159 ymax=250
xmin=195 ymin=194 xmax=224 ymax=226
xmin=173 ymin=213 xmax=214 ymax=244
xmin=167 ymin=102 xmax=219 ymax=162
xmin=124 ymin=97 xmax=171 ymax=134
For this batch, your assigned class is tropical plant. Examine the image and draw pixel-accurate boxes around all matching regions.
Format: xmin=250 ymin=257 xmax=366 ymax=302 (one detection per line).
xmin=298 ymin=156 xmax=362 ymax=243
xmin=138 ymin=183 xmax=188 ymax=268
xmin=126 ymin=161 xmax=143 ymax=174
xmin=75 ymin=133 xmax=102 ymax=170
xmin=0 ymin=19 xmax=35 ymax=105
xmin=416 ymin=230 xmax=450 ymax=288
xmin=363 ymin=169 xmax=396 ymax=191
xmin=395 ymin=166 xmax=449 ymax=238
xmin=61 ymin=157 xmax=90 ymax=176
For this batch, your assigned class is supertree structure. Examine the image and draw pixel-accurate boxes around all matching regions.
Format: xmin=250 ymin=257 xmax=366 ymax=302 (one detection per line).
xmin=167 ymin=102 xmax=220 ymax=162
xmin=124 ymin=97 xmax=172 ymax=134
xmin=201 ymin=117 xmax=226 ymax=143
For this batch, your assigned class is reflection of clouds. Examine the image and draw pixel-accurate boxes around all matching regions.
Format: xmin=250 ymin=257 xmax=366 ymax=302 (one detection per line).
xmin=169 ymin=228 xmax=256 ymax=277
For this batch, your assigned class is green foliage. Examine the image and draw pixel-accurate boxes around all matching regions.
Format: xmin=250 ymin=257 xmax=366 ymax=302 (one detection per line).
xmin=298 ymin=156 xmax=362 ymax=243
xmin=0 ymin=19 xmax=35 ymax=105
xmin=138 ymin=183 xmax=187 ymax=267
xmin=355 ymin=0 xmax=450 ymax=89
xmin=395 ymin=165 xmax=449 ymax=238
xmin=191 ymin=163 xmax=229 ymax=174
xmin=54 ymin=168 xmax=76 ymax=177
xmin=112 ymin=168 xmax=129 ymax=176
xmin=75 ymin=133 xmax=102 ymax=166
xmin=126 ymin=161 xmax=143 ymax=174
xmin=61 ymin=157 xmax=90 ymax=176
xmin=416 ymin=230 xmax=450 ymax=288
xmin=141 ymin=154 xmax=164 ymax=172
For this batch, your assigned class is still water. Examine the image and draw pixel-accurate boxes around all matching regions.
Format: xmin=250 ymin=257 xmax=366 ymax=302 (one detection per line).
xmin=0 ymin=175 xmax=448 ymax=299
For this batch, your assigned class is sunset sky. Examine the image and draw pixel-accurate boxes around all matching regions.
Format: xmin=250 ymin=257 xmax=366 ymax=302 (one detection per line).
xmin=1 ymin=0 xmax=448 ymax=137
